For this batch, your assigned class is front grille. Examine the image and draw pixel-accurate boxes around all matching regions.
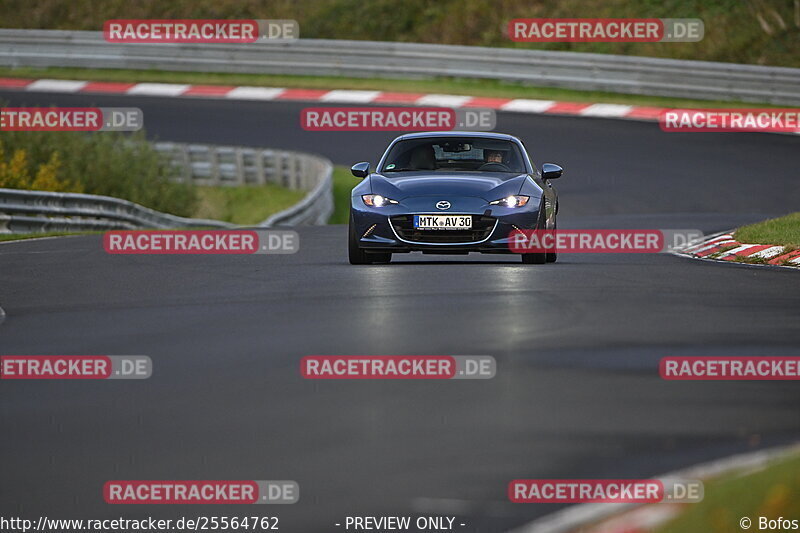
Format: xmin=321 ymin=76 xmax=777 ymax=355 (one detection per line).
xmin=390 ymin=215 xmax=496 ymax=244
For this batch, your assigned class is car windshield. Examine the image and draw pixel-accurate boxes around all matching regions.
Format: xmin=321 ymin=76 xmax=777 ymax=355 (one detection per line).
xmin=381 ymin=137 xmax=527 ymax=173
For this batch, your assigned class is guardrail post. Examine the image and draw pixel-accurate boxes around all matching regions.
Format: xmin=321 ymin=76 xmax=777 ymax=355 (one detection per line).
xmin=300 ymin=157 xmax=310 ymax=190
xmin=234 ymin=148 xmax=245 ymax=186
xmin=209 ymin=147 xmax=220 ymax=186
xmin=288 ymin=155 xmax=299 ymax=190
xmin=255 ymin=149 xmax=266 ymax=185
xmin=180 ymin=145 xmax=191 ymax=183
xmin=277 ymin=153 xmax=288 ymax=188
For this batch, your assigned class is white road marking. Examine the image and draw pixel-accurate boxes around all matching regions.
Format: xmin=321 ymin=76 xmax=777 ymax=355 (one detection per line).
xmin=716 ymin=244 xmax=755 ymax=257
xmin=500 ymin=99 xmax=556 ymax=113
xmin=747 ymin=246 xmax=785 ymax=259
xmin=579 ymin=103 xmax=634 ymax=117
xmin=27 ymin=79 xmax=88 ymax=92
xmin=127 ymin=83 xmax=191 ymax=96
xmin=415 ymin=94 xmax=472 ymax=107
xmin=225 ymin=86 xmax=285 ymax=100
xmin=690 ymin=239 xmax=737 ymax=254
xmin=320 ymin=90 xmax=381 ymax=103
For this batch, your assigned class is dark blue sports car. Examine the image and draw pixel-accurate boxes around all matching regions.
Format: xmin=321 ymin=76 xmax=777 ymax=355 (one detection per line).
xmin=348 ymin=131 xmax=563 ymax=264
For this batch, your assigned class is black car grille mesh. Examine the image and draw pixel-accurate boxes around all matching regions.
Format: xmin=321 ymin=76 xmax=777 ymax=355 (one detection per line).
xmin=390 ymin=215 xmax=496 ymax=244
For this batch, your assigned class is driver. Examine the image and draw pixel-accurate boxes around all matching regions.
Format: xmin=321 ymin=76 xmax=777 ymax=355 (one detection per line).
xmin=484 ymin=149 xmax=504 ymax=164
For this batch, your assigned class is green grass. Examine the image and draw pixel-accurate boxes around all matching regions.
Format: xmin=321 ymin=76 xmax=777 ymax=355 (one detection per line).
xmin=656 ymin=451 xmax=800 ymax=533
xmin=192 ymin=184 xmax=305 ymax=225
xmin=330 ymin=165 xmax=362 ymax=225
xmin=0 ymin=66 xmax=786 ymax=109
xmin=732 ymin=254 xmax=769 ymax=265
xmin=735 ymin=212 xmax=800 ymax=247
xmin=0 ymin=231 xmax=91 ymax=242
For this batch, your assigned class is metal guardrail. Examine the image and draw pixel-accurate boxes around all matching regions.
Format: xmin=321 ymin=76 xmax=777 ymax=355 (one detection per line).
xmin=0 ymin=143 xmax=333 ymax=233
xmin=153 ymin=143 xmax=327 ymax=191
xmin=0 ymin=29 xmax=799 ymax=104
xmin=0 ymin=188 xmax=233 ymax=233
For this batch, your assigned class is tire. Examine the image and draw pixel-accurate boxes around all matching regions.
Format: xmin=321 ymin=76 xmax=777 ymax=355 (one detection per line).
xmin=349 ymin=214 xmax=391 ymax=264
xmin=520 ymin=203 xmax=548 ymax=264
xmin=371 ymin=252 xmax=392 ymax=264
xmin=521 ymin=251 xmax=547 ymax=264
xmin=546 ymin=217 xmax=558 ymax=263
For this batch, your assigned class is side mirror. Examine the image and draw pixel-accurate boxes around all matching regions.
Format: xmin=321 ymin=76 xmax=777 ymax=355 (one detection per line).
xmin=351 ymin=162 xmax=370 ymax=178
xmin=542 ymin=163 xmax=563 ymax=180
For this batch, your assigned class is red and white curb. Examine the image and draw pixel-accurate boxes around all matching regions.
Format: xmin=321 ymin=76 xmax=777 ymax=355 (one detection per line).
xmin=507 ymin=443 xmax=800 ymax=533
xmin=3 ymin=77 xmax=800 ymax=134
xmin=0 ymin=76 xmax=690 ymax=123
xmin=675 ymin=231 xmax=800 ymax=268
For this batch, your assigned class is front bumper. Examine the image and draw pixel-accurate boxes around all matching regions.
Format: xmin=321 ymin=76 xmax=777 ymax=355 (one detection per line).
xmin=351 ymin=197 xmax=541 ymax=253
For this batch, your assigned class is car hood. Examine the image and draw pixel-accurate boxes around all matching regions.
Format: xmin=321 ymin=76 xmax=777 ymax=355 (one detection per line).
xmin=370 ymin=171 xmax=529 ymax=201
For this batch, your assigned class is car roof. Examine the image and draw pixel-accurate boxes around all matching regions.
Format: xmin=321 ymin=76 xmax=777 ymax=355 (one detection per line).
xmin=394 ymin=131 xmax=522 ymax=143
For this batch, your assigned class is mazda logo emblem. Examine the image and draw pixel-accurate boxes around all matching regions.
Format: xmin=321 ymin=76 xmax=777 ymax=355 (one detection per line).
xmin=436 ymin=201 xmax=451 ymax=210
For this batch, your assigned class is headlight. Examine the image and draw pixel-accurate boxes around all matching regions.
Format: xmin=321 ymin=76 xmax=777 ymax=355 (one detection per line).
xmin=489 ymin=195 xmax=530 ymax=208
xmin=362 ymin=194 xmax=399 ymax=207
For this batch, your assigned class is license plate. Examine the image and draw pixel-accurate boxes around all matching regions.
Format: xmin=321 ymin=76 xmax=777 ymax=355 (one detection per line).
xmin=413 ymin=215 xmax=472 ymax=230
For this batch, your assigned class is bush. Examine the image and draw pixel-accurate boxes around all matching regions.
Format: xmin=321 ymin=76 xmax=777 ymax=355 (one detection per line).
xmin=0 ymin=130 xmax=197 ymax=216
xmin=0 ymin=143 xmax=80 ymax=192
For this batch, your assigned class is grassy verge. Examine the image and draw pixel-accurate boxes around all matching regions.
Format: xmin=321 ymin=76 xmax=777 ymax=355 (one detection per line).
xmin=735 ymin=212 xmax=800 ymax=248
xmin=656 ymin=451 xmax=800 ymax=533
xmin=0 ymin=66 xmax=784 ymax=110
xmin=330 ymin=165 xmax=361 ymax=225
xmin=192 ymin=184 xmax=305 ymax=225
xmin=0 ymin=231 xmax=92 ymax=242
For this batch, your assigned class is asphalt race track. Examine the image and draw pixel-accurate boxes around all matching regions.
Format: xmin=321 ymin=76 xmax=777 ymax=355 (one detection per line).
xmin=1 ymin=90 xmax=799 ymax=532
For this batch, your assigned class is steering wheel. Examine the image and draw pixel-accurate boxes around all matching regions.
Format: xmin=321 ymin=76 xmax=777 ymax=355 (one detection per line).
xmin=478 ymin=162 xmax=511 ymax=171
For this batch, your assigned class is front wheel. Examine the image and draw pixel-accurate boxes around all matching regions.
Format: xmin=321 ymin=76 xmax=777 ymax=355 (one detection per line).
xmin=521 ymin=252 xmax=547 ymax=264
xmin=349 ymin=215 xmax=391 ymax=264
xmin=546 ymin=217 xmax=558 ymax=263
xmin=521 ymin=205 xmax=549 ymax=264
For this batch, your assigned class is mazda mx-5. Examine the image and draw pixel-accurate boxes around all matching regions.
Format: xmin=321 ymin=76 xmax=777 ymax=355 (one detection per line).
xmin=349 ymin=131 xmax=563 ymax=264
